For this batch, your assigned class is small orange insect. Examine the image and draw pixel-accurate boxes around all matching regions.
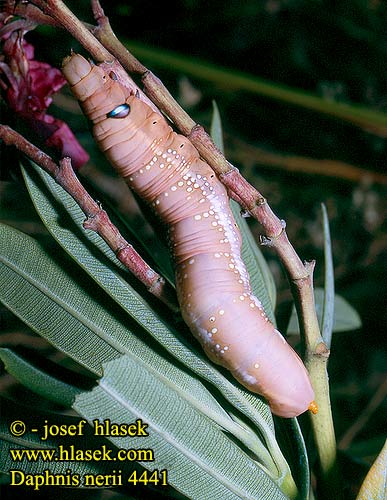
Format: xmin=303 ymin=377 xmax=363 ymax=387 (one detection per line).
xmin=62 ymin=53 xmax=316 ymax=417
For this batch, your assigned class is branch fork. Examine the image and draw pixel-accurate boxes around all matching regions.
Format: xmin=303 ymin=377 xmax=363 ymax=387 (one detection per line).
xmin=0 ymin=125 xmax=178 ymax=311
xmin=0 ymin=1 xmax=339 ymax=495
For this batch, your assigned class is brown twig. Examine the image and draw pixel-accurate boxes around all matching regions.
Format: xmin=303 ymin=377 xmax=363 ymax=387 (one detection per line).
xmin=87 ymin=4 xmax=339 ymax=495
xmin=2 ymin=2 xmax=338 ymax=494
xmin=228 ymin=137 xmax=387 ymax=186
xmin=2 ymin=1 xmax=56 ymax=27
xmin=338 ymin=376 xmax=387 ymax=451
xmin=89 ymin=2 xmax=321 ymax=324
xmin=91 ymin=0 xmax=146 ymax=73
xmin=0 ymin=124 xmax=178 ymax=311
xmin=227 ymin=136 xmax=387 ymax=185
xmin=31 ymin=0 xmax=112 ymax=62
xmin=88 ymin=5 xmax=328 ymax=342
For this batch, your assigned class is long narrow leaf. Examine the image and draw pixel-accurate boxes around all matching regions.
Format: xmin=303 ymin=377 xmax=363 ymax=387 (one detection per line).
xmin=356 ymin=439 xmax=387 ymax=500
xmin=210 ymin=101 xmax=225 ymax=153
xmin=21 ymin=163 xmax=291 ymax=456
xmin=320 ymin=203 xmax=335 ymax=348
xmin=74 ymin=356 xmax=289 ymax=500
xmin=210 ymin=101 xmax=277 ymax=318
xmin=0 ymin=348 xmax=81 ymax=407
xmin=0 ymin=399 xmax=140 ymax=489
xmin=124 ymin=40 xmax=387 ymax=136
xmin=231 ymin=200 xmax=277 ymax=322
xmin=0 ymin=223 xmax=279 ymax=478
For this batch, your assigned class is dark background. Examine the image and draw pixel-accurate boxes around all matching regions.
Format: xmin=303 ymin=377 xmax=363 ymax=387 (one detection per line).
xmin=1 ymin=1 xmax=387 ymax=498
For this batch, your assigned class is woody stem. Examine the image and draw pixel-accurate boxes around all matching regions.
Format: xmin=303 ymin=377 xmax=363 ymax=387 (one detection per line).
xmin=0 ymin=125 xmax=178 ymax=311
xmin=6 ymin=1 xmax=339 ymax=493
xmin=88 ymin=3 xmax=339 ymax=493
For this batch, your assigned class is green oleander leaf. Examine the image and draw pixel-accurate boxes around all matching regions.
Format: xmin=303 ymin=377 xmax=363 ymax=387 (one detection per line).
xmin=210 ymin=101 xmax=277 ymax=320
xmin=356 ymin=439 xmax=387 ymax=500
xmin=287 ymin=288 xmax=361 ymax=335
xmin=0 ymin=222 xmax=299 ymax=496
xmin=74 ymin=356 xmax=289 ymax=500
xmin=0 ymin=348 xmax=81 ymax=407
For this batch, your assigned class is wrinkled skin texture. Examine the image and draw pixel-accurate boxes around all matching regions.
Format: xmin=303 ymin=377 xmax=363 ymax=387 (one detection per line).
xmin=63 ymin=53 xmax=315 ymax=417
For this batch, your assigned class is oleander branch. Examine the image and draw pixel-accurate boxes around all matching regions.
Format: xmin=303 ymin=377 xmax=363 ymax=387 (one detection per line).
xmin=0 ymin=124 xmax=178 ymax=311
xmin=90 ymin=2 xmax=320 ymax=307
xmin=90 ymin=0 xmax=330 ymax=386
xmin=9 ymin=0 xmax=322 ymax=335
xmin=89 ymin=4 xmax=338 ymax=493
xmin=1 ymin=1 xmax=339 ymax=494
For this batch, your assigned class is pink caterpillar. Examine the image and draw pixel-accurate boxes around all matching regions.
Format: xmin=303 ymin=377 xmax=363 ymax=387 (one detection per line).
xmin=62 ymin=53 xmax=316 ymax=418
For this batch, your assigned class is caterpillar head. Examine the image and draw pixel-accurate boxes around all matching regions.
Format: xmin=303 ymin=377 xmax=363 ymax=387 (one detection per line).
xmin=62 ymin=53 xmax=92 ymax=87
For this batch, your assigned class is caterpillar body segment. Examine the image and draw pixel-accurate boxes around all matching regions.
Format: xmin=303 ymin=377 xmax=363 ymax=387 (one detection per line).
xmin=62 ymin=53 xmax=316 ymax=417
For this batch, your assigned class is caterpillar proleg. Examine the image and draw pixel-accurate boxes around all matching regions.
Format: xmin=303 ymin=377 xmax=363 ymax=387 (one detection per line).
xmin=62 ymin=53 xmax=316 ymax=417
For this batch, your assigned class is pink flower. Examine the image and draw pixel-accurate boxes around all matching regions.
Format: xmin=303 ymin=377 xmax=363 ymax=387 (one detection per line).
xmin=0 ymin=16 xmax=89 ymax=169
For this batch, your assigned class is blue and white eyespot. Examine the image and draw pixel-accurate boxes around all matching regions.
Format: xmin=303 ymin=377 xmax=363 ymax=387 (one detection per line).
xmin=106 ymin=103 xmax=130 ymax=119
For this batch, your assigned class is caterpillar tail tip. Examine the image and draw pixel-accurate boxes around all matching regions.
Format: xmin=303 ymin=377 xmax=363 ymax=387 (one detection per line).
xmin=308 ymin=400 xmax=318 ymax=414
